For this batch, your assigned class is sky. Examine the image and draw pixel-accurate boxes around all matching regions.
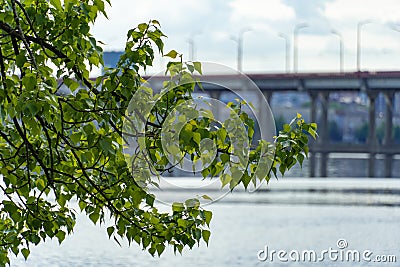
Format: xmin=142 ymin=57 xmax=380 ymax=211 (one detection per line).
xmin=92 ymin=0 xmax=400 ymax=74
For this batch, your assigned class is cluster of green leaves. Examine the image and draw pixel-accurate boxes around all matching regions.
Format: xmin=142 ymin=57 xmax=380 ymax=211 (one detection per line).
xmin=132 ymin=67 xmax=317 ymax=192
xmin=0 ymin=0 xmax=317 ymax=265
xmin=271 ymin=114 xmax=317 ymax=177
xmin=0 ymin=0 xmax=213 ymax=265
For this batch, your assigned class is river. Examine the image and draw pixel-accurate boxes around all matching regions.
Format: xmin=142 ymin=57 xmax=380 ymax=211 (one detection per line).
xmin=10 ymin=177 xmax=400 ymax=267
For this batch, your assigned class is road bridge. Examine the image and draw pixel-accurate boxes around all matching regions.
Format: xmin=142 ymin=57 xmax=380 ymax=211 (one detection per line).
xmin=146 ymin=71 xmax=400 ymax=178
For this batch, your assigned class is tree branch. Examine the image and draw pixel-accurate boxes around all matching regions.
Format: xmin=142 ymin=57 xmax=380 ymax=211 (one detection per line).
xmin=11 ymin=0 xmax=38 ymax=70
xmin=0 ymin=21 xmax=96 ymax=93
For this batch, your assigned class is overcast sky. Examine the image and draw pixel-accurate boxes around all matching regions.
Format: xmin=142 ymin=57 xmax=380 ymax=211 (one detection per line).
xmin=92 ymin=0 xmax=400 ymax=74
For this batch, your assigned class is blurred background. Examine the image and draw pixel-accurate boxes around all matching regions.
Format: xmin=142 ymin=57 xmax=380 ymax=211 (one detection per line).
xmin=92 ymin=0 xmax=400 ymax=73
xmin=93 ymin=0 xmax=400 ymax=179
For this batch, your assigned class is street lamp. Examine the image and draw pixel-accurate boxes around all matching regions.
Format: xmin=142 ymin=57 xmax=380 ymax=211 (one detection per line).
xmin=231 ymin=27 xmax=252 ymax=72
xmin=187 ymin=31 xmax=201 ymax=61
xmin=293 ymin=23 xmax=308 ymax=73
xmin=331 ymin=29 xmax=344 ymax=72
xmin=278 ymin=32 xmax=290 ymax=73
xmin=357 ymin=20 xmax=372 ymax=71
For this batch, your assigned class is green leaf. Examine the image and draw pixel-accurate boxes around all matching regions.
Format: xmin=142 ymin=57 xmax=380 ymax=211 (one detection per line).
xmin=152 ymin=20 xmax=160 ymax=26
xmin=193 ymin=62 xmax=202 ymax=74
xmin=146 ymin=194 xmax=155 ymax=206
xmin=89 ymin=211 xmax=100 ymax=224
xmin=55 ymin=230 xmax=66 ymax=244
xmin=283 ymin=124 xmax=291 ymax=132
xmin=24 ymin=102 xmax=40 ymax=116
xmin=78 ymin=201 xmax=87 ymax=211
xmin=167 ymin=145 xmax=181 ymax=156
xmin=64 ymin=77 xmax=80 ymax=91
xmin=308 ymin=127 xmax=317 ymax=139
xmin=156 ymin=244 xmax=165 ymax=256
xmin=70 ymin=132 xmax=81 ymax=144
xmin=192 ymin=132 xmax=201 ymax=145
xmin=230 ymin=168 xmax=242 ymax=190
xmin=21 ymin=248 xmax=30 ymax=260
xmin=185 ymin=198 xmax=200 ymax=208
xmin=177 ymin=218 xmax=187 ymax=228
xmin=310 ymin=122 xmax=317 ymax=129
xmin=22 ymin=75 xmax=36 ymax=91
xmin=220 ymin=173 xmax=232 ymax=188
xmin=164 ymin=50 xmax=178 ymax=59
xmin=50 ymin=0 xmax=62 ymax=10
xmin=94 ymin=0 xmax=107 ymax=18
xmin=241 ymin=172 xmax=251 ymax=189
xmin=107 ymin=226 xmax=115 ymax=238
xmin=220 ymin=153 xmax=230 ymax=164
xmin=138 ymin=23 xmax=148 ymax=33
xmin=203 ymin=210 xmax=212 ymax=227
xmin=35 ymin=178 xmax=45 ymax=191
xmin=99 ymin=139 xmax=114 ymax=154
xmin=279 ymin=163 xmax=286 ymax=176
xmin=201 ymin=194 xmax=212 ymax=201
xmin=172 ymin=202 xmax=184 ymax=212
xmin=16 ymin=54 xmax=27 ymax=68
xmin=202 ymin=230 xmax=210 ymax=245
xmin=57 ymin=194 xmax=66 ymax=207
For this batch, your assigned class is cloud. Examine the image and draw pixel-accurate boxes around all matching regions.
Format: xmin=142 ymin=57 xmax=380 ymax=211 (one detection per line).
xmin=90 ymin=0 xmax=400 ymax=73
xmin=229 ymin=0 xmax=295 ymax=22
xmin=324 ymin=0 xmax=400 ymax=23
xmin=92 ymin=0 xmax=211 ymax=50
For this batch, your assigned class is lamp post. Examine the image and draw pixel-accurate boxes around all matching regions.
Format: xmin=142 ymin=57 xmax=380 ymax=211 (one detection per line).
xmin=357 ymin=20 xmax=372 ymax=71
xmin=187 ymin=31 xmax=201 ymax=61
xmin=293 ymin=23 xmax=308 ymax=73
xmin=331 ymin=29 xmax=344 ymax=72
xmin=231 ymin=28 xmax=251 ymax=72
xmin=278 ymin=32 xmax=290 ymax=73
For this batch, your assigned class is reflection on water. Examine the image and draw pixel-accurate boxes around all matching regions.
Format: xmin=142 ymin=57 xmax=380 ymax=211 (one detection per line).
xmin=10 ymin=178 xmax=400 ymax=267
xmin=11 ymin=203 xmax=400 ymax=267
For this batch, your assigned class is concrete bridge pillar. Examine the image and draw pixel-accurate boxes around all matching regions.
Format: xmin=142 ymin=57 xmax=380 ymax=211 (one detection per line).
xmin=209 ymin=91 xmax=221 ymax=119
xmin=367 ymin=92 xmax=377 ymax=177
xmin=384 ymin=91 xmax=394 ymax=178
xmin=262 ymin=91 xmax=272 ymax=105
xmin=309 ymin=92 xmax=318 ymax=177
xmin=260 ymin=91 xmax=273 ymax=143
xmin=320 ymin=92 xmax=329 ymax=177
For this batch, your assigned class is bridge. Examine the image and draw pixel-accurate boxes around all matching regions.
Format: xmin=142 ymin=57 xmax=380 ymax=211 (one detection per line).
xmin=146 ymin=71 xmax=400 ymax=178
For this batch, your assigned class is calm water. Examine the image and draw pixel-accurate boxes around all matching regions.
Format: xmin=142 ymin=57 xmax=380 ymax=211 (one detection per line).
xmin=11 ymin=179 xmax=400 ymax=267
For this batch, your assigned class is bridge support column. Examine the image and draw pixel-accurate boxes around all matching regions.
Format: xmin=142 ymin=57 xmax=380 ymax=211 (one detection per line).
xmin=209 ymin=91 xmax=221 ymax=119
xmin=384 ymin=92 xmax=394 ymax=178
xmin=320 ymin=92 xmax=329 ymax=177
xmin=309 ymin=92 xmax=318 ymax=177
xmin=367 ymin=93 xmax=377 ymax=177
xmin=258 ymin=91 xmax=273 ymax=142
xmin=262 ymin=91 xmax=272 ymax=105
